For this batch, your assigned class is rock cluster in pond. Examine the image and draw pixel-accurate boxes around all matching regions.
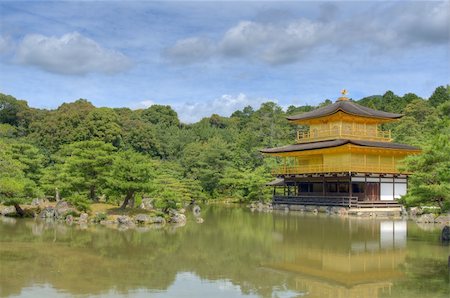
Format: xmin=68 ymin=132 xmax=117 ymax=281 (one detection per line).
xmin=415 ymin=213 xmax=450 ymax=225
xmin=249 ymin=202 xmax=273 ymax=212
xmin=0 ymin=200 xmax=203 ymax=229
xmin=1 ymin=206 xmax=16 ymax=216
xmin=39 ymin=201 xmax=79 ymax=219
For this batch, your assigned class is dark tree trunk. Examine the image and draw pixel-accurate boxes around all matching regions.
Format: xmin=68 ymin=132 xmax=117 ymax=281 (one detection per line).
xmin=129 ymin=197 xmax=135 ymax=208
xmin=120 ymin=191 xmax=134 ymax=210
xmin=89 ymin=186 xmax=97 ymax=201
xmin=14 ymin=204 xmax=25 ymax=217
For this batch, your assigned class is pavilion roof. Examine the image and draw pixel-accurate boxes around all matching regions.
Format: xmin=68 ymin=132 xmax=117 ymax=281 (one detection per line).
xmin=260 ymin=139 xmax=420 ymax=154
xmin=286 ymin=100 xmax=403 ymax=122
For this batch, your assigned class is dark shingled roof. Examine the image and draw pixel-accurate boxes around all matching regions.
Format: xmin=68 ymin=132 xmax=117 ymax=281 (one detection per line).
xmin=266 ymin=178 xmax=285 ymax=186
xmin=260 ymin=139 xmax=420 ymax=154
xmin=286 ymin=100 xmax=403 ymax=121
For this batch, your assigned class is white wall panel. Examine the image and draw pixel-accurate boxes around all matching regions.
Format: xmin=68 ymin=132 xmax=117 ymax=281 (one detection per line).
xmin=394 ymin=183 xmax=407 ymax=199
xmin=381 ymin=183 xmax=394 ymax=200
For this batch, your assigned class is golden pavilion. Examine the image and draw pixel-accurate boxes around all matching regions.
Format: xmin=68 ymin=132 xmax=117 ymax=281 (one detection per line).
xmin=261 ymin=90 xmax=421 ymax=208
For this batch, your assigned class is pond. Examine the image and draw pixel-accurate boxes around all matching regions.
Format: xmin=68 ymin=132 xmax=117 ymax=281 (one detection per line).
xmin=0 ymin=206 xmax=449 ymax=298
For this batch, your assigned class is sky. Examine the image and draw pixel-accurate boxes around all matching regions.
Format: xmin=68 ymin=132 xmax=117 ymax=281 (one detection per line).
xmin=0 ymin=1 xmax=449 ymax=123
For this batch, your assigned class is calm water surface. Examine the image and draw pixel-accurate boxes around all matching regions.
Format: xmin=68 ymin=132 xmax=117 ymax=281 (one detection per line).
xmin=0 ymin=206 xmax=449 ymax=298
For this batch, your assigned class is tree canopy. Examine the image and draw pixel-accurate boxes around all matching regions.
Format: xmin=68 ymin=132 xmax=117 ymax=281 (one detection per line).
xmin=0 ymin=85 xmax=449 ymax=212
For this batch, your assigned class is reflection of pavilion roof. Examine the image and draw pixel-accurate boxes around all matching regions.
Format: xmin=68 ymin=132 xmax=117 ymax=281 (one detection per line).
xmin=260 ymin=139 xmax=420 ymax=154
xmin=292 ymin=275 xmax=394 ymax=298
xmin=286 ymin=100 xmax=403 ymax=122
xmin=265 ymin=250 xmax=405 ymax=293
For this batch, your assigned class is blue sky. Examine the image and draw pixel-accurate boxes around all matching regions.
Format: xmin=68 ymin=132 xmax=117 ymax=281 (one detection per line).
xmin=0 ymin=1 xmax=449 ymax=123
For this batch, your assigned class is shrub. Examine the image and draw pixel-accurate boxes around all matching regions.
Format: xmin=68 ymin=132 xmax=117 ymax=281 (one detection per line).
xmin=66 ymin=194 xmax=91 ymax=212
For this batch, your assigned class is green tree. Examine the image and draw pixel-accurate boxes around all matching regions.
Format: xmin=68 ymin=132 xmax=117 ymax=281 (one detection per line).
xmin=107 ymin=150 xmax=156 ymax=209
xmin=83 ymin=108 xmax=122 ymax=147
xmin=403 ymin=131 xmax=450 ymax=212
xmin=0 ymin=177 xmax=28 ymax=216
xmin=428 ymin=85 xmax=450 ymax=107
xmin=28 ymin=99 xmax=95 ymax=152
xmin=0 ymin=93 xmax=30 ymax=127
xmin=57 ymin=141 xmax=116 ymax=200
xmin=10 ymin=142 xmax=45 ymax=184
xmin=141 ymin=105 xmax=180 ymax=127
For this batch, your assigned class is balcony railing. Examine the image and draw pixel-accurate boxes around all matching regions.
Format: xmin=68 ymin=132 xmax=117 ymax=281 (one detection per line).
xmin=296 ymin=128 xmax=391 ymax=143
xmin=272 ymin=162 xmax=408 ymax=175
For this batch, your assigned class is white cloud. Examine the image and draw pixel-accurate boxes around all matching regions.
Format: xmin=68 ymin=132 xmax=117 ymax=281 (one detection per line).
xmin=174 ymin=93 xmax=271 ymax=123
xmin=16 ymin=32 xmax=132 ymax=75
xmin=0 ymin=35 xmax=13 ymax=54
xmin=139 ymin=99 xmax=156 ymax=108
xmin=164 ymin=37 xmax=215 ymax=64
xmin=165 ymin=2 xmax=449 ymax=65
xmin=134 ymin=93 xmax=271 ymax=123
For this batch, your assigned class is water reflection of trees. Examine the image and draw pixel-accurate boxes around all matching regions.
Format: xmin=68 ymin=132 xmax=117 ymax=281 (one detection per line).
xmin=0 ymin=208 xmax=448 ymax=298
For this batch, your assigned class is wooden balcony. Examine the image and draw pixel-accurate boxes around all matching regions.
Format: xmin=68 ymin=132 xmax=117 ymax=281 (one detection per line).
xmin=297 ymin=128 xmax=391 ymax=143
xmin=272 ymin=163 xmax=407 ymax=175
xmin=274 ymin=195 xmax=358 ymax=207
xmin=273 ymin=196 xmax=402 ymax=208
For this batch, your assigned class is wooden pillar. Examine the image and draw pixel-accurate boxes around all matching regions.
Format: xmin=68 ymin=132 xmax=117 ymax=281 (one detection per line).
xmin=349 ymin=174 xmax=352 ymax=198
xmin=364 ymin=175 xmax=367 ymax=201
xmin=393 ymin=177 xmax=395 ymax=201
xmin=322 ymin=175 xmax=325 ymax=197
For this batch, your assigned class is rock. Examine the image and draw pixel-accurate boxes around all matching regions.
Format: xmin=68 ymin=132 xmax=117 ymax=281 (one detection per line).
xmin=338 ymin=208 xmax=348 ymax=216
xmin=55 ymin=201 xmax=77 ymax=218
xmin=435 ymin=215 xmax=450 ymax=225
xmin=79 ymin=213 xmax=89 ymax=223
xmin=117 ymin=215 xmax=133 ymax=225
xmin=31 ymin=198 xmax=48 ymax=207
xmin=441 ymin=226 xmax=450 ymax=242
xmin=416 ymin=213 xmax=435 ymax=223
xmin=196 ymin=217 xmax=204 ymax=224
xmin=40 ymin=207 xmax=56 ymax=218
xmin=318 ymin=206 xmax=328 ymax=213
xmin=401 ymin=206 xmax=408 ymax=216
xmin=192 ymin=205 xmax=201 ymax=217
xmin=149 ymin=216 xmax=166 ymax=224
xmin=170 ymin=213 xmax=186 ymax=224
xmin=139 ymin=198 xmax=154 ymax=210
xmin=99 ymin=220 xmax=115 ymax=225
xmin=134 ymin=214 xmax=150 ymax=224
xmin=193 ymin=205 xmax=201 ymax=217
xmin=65 ymin=215 xmax=74 ymax=224
xmin=179 ymin=208 xmax=186 ymax=214
xmin=1 ymin=206 xmax=16 ymax=216
xmin=257 ymin=202 xmax=264 ymax=212
xmin=312 ymin=209 xmax=318 ymax=215
xmin=409 ymin=207 xmax=423 ymax=217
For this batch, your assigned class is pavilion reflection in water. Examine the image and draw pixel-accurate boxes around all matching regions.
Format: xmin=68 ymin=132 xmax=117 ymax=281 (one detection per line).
xmin=267 ymin=216 xmax=407 ymax=298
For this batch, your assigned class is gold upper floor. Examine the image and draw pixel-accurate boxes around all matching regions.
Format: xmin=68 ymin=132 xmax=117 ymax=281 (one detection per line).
xmin=296 ymin=118 xmax=392 ymax=143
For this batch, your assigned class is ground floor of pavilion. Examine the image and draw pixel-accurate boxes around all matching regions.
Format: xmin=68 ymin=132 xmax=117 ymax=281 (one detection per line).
xmin=269 ymin=173 xmax=408 ymax=208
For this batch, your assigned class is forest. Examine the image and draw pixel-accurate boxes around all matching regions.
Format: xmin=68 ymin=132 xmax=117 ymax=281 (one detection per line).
xmin=0 ymin=85 xmax=449 ymax=213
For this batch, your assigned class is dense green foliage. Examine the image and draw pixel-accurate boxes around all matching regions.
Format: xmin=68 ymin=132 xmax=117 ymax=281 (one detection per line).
xmin=0 ymin=86 xmax=449 ymax=212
